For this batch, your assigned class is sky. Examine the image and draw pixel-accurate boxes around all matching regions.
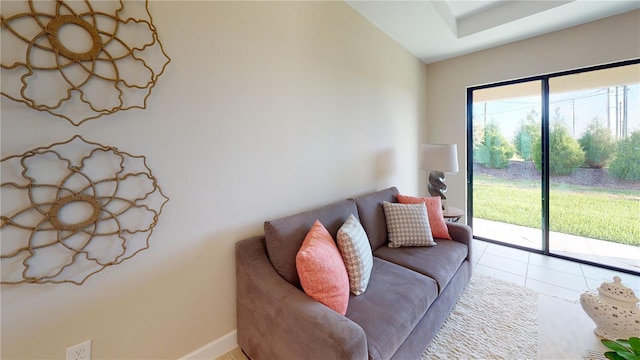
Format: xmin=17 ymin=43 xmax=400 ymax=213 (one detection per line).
xmin=473 ymin=84 xmax=640 ymax=142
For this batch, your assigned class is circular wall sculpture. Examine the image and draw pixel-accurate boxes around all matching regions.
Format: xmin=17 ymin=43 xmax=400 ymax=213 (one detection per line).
xmin=1 ymin=0 xmax=171 ymax=126
xmin=1 ymin=136 xmax=170 ymax=285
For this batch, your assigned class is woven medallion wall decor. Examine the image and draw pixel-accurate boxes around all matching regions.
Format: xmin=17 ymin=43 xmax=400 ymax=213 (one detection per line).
xmin=1 ymin=0 xmax=171 ymax=126
xmin=1 ymin=136 xmax=170 ymax=285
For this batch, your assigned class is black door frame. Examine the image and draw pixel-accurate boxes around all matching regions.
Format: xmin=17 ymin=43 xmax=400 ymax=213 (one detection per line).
xmin=466 ymin=58 xmax=640 ymax=275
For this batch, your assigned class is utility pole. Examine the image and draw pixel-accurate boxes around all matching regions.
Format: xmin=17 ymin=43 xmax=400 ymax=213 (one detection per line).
xmin=615 ymin=86 xmax=620 ymax=139
xmin=623 ymin=85 xmax=628 ymax=139
xmin=484 ymin=102 xmax=487 ymax=126
xmin=607 ymin=87 xmax=611 ymax=132
xmin=572 ymin=98 xmax=576 ymax=137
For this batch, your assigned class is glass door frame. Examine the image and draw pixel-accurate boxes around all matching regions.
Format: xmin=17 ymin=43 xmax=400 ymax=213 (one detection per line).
xmin=466 ymin=58 xmax=640 ymax=275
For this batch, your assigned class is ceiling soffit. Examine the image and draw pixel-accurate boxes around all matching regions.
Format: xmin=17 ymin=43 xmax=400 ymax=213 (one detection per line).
xmin=346 ymin=0 xmax=640 ymax=64
xmin=444 ymin=1 xmax=575 ymax=38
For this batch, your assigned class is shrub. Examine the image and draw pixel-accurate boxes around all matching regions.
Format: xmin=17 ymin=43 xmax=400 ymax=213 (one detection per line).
xmin=474 ymin=121 xmax=514 ymax=169
xmin=533 ymin=121 xmax=585 ymax=176
xmin=472 ymin=120 xmax=485 ymax=151
xmin=513 ymin=110 xmax=540 ymax=161
xmin=609 ymin=131 xmax=640 ymax=181
xmin=579 ymin=118 xmax=616 ymax=168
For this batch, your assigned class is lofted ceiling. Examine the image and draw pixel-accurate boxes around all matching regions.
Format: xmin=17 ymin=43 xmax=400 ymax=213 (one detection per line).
xmin=346 ymin=0 xmax=640 ymax=64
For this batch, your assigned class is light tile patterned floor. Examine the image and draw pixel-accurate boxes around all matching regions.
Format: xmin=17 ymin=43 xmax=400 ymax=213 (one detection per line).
xmin=474 ymin=219 xmax=640 ymax=273
xmin=219 ymin=239 xmax=640 ymax=359
xmin=472 ymin=239 xmax=640 ymax=301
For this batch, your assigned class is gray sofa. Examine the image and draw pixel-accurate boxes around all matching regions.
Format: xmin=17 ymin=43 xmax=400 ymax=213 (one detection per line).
xmin=236 ymin=187 xmax=472 ymax=360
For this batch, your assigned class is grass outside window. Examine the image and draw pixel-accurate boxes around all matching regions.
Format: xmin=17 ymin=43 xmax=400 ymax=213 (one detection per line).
xmin=473 ymin=175 xmax=640 ymax=246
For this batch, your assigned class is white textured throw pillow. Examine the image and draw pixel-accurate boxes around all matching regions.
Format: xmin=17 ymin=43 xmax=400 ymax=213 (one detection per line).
xmin=337 ymin=214 xmax=373 ymax=295
xmin=382 ymin=202 xmax=436 ymax=248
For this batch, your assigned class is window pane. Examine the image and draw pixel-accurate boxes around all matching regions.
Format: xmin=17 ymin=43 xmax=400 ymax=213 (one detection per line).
xmin=472 ymin=80 xmax=542 ymax=250
xmin=548 ymin=64 xmax=640 ymax=272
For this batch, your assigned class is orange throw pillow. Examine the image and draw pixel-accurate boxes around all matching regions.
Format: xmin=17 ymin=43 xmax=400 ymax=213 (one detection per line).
xmin=296 ymin=220 xmax=350 ymax=315
xmin=396 ymin=194 xmax=452 ymax=240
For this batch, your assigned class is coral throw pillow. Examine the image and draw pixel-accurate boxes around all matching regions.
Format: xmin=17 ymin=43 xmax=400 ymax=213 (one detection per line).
xmin=396 ymin=194 xmax=452 ymax=240
xmin=296 ymin=220 xmax=350 ymax=315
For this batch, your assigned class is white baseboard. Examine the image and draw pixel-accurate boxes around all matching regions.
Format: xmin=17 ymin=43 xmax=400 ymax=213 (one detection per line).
xmin=179 ymin=330 xmax=237 ymax=360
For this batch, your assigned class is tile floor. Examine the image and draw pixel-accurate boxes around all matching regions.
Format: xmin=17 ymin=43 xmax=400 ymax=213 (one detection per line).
xmin=474 ymin=219 xmax=640 ymax=273
xmin=217 ymin=239 xmax=640 ymax=360
xmin=472 ymin=239 xmax=640 ymax=301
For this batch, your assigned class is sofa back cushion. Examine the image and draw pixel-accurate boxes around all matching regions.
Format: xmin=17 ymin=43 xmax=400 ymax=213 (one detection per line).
xmin=351 ymin=187 xmax=399 ymax=251
xmin=264 ymin=199 xmax=358 ymax=288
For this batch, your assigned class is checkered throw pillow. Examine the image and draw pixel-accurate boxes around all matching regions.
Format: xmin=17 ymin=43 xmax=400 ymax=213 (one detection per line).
xmin=337 ymin=214 xmax=373 ymax=295
xmin=382 ymin=201 xmax=436 ymax=248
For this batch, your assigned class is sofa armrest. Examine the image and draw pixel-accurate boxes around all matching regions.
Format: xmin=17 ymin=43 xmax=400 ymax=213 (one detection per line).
xmin=446 ymin=222 xmax=473 ymax=263
xmin=236 ymin=236 xmax=368 ymax=360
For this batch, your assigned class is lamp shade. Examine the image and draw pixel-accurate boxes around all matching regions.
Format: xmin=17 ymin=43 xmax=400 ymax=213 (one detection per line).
xmin=419 ymin=144 xmax=459 ymax=173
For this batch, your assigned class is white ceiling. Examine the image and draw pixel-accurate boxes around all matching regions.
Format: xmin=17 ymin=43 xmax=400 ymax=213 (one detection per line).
xmin=346 ymin=0 xmax=640 ymax=64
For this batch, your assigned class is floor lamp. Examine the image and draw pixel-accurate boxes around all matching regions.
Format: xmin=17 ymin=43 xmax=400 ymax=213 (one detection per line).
xmin=419 ymin=144 xmax=459 ymax=211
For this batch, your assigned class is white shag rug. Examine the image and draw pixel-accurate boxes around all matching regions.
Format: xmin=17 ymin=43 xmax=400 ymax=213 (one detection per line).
xmin=422 ymin=274 xmax=539 ymax=360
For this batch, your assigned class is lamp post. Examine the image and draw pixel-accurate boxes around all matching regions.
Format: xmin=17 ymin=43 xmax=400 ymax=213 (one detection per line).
xmin=419 ymin=144 xmax=459 ymax=210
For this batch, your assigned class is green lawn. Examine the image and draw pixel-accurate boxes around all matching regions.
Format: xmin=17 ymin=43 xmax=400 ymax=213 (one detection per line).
xmin=473 ymin=175 xmax=640 ymax=246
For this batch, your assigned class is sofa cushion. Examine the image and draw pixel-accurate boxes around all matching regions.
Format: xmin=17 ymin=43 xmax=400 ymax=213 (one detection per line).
xmin=396 ymin=194 xmax=452 ymax=240
xmin=351 ymin=187 xmax=399 ymax=251
xmin=265 ymin=199 xmax=358 ymax=288
xmin=374 ymin=240 xmax=468 ymax=292
xmin=382 ymin=202 xmax=436 ymax=248
xmin=296 ymin=220 xmax=350 ymax=315
xmin=337 ymin=214 xmax=373 ymax=295
xmin=346 ymin=257 xmax=438 ymax=360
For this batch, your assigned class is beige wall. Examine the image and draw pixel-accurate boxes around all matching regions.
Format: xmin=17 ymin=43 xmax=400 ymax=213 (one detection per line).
xmin=0 ymin=2 xmax=427 ymax=358
xmin=425 ymin=9 xmax=640 ymax=215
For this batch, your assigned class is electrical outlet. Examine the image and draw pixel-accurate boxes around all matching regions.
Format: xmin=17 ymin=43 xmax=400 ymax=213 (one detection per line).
xmin=66 ymin=340 xmax=91 ymax=360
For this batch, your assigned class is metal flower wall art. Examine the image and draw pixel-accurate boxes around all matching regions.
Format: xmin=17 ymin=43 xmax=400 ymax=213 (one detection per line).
xmin=1 ymin=0 xmax=171 ymax=126
xmin=1 ymin=136 xmax=169 ymax=285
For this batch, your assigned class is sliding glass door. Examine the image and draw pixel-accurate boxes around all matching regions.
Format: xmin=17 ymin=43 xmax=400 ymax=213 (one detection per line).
xmin=470 ymin=80 xmax=543 ymax=251
xmin=547 ymin=65 xmax=640 ymax=272
xmin=468 ymin=60 xmax=640 ymax=274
